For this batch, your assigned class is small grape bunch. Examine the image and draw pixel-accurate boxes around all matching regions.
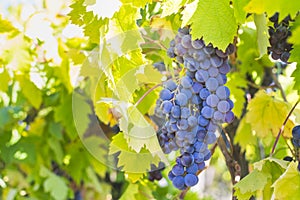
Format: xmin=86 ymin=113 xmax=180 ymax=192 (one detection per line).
xmin=292 ymin=125 xmax=300 ymax=171
xmin=148 ymin=162 xmax=165 ymax=182
xmin=268 ymin=12 xmax=293 ymax=62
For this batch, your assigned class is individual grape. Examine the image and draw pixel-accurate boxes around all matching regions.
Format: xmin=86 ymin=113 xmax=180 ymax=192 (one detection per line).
xmin=181 ymin=153 xmax=194 ymax=166
xmin=192 ymin=82 xmax=203 ymax=94
xmin=210 ymin=56 xmax=223 ymax=67
xmin=180 ymin=107 xmax=190 ymax=118
xmin=225 ymin=111 xmax=234 ymax=123
xmin=192 ymin=95 xmax=201 ymax=104
xmin=194 ymin=141 xmax=207 ymax=152
xmin=219 ymin=62 xmax=231 ymax=74
xmin=292 ymin=125 xmax=300 ymax=140
xmin=181 ymin=88 xmax=193 ymax=99
xmin=213 ymin=110 xmax=225 ymax=122
xmin=172 ymin=164 xmax=184 ymax=176
xmin=184 ymin=174 xmax=198 ymax=187
xmin=206 ymin=77 xmax=219 ymax=91
xmin=187 ymin=163 xmax=198 ymax=174
xmin=216 ymin=86 xmax=230 ymax=100
xmin=161 ymin=100 xmax=173 ymax=114
xmin=193 ymin=50 xmax=206 ymax=62
xmin=208 ymin=67 xmax=219 ymax=77
xmin=164 ymin=80 xmax=177 ymax=91
xmin=199 ymin=88 xmax=210 ymax=100
xmin=197 ymin=162 xmax=205 ymax=170
xmin=177 ymin=119 xmax=189 ymax=130
xmin=227 ymin=99 xmax=234 ymax=110
xmin=203 ymin=149 xmax=212 ymax=161
xmin=203 ymin=45 xmax=215 ymax=55
xmin=195 ymin=69 xmax=209 ymax=83
xmin=171 ymin=105 xmax=181 ymax=118
xmin=199 ymin=58 xmax=211 ymax=70
xmin=175 ymin=93 xmax=188 ymax=106
xmin=160 ymin=89 xmax=173 ymax=100
xmin=198 ymin=115 xmax=209 ymax=126
xmin=174 ymin=43 xmax=187 ymax=56
xmin=172 ymin=176 xmax=185 ymax=190
xmin=187 ymin=116 xmax=198 ymax=127
xmin=201 ymin=106 xmax=214 ymax=119
xmin=215 ymin=49 xmax=228 ymax=58
xmin=193 ymin=152 xmax=204 ymax=163
xmin=217 ymin=100 xmax=230 ymax=113
xmin=206 ymin=94 xmax=220 ymax=108
xmin=168 ymin=171 xmax=175 ymax=181
xmin=192 ymin=39 xmax=204 ymax=49
xmin=181 ymin=34 xmax=192 ymax=48
xmin=205 ymin=131 xmax=217 ymax=144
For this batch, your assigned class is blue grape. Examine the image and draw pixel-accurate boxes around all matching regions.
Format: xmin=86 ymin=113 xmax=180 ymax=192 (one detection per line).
xmin=192 ymin=82 xmax=203 ymax=94
xmin=172 ymin=176 xmax=186 ymax=189
xmin=188 ymin=116 xmax=198 ymax=127
xmin=195 ymin=69 xmax=209 ymax=83
xmin=164 ymin=80 xmax=177 ymax=91
xmin=181 ymin=153 xmax=194 ymax=166
xmin=213 ymin=110 xmax=225 ymax=122
xmin=210 ymin=56 xmax=223 ymax=67
xmin=198 ymin=115 xmax=209 ymax=126
xmin=162 ymin=100 xmax=173 ymax=114
xmin=171 ymin=105 xmax=181 ymax=118
xmin=199 ymin=58 xmax=211 ymax=70
xmin=203 ymin=45 xmax=215 ymax=55
xmin=174 ymin=43 xmax=187 ymax=56
xmin=292 ymin=125 xmax=300 ymax=140
xmin=206 ymin=94 xmax=220 ymax=107
xmin=216 ymin=86 xmax=230 ymax=99
xmin=184 ymin=174 xmax=198 ymax=187
xmin=201 ymin=106 xmax=214 ymax=119
xmin=217 ymin=100 xmax=230 ymax=113
xmin=192 ymin=95 xmax=201 ymax=104
xmin=193 ymin=50 xmax=206 ymax=62
xmin=175 ymin=93 xmax=188 ymax=106
xmin=225 ymin=111 xmax=234 ymax=123
xmin=181 ymin=88 xmax=193 ymax=99
xmin=192 ymin=39 xmax=204 ymax=49
xmin=206 ymin=77 xmax=219 ymax=91
xmin=205 ymin=131 xmax=217 ymax=144
xmin=203 ymin=149 xmax=212 ymax=161
xmin=208 ymin=66 xmax=219 ymax=77
xmin=181 ymin=107 xmax=190 ymax=118
xmin=194 ymin=141 xmax=207 ymax=152
xmin=181 ymin=76 xmax=193 ymax=88
xmin=219 ymin=62 xmax=231 ymax=74
xmin=181 ymin=34 xmax=192 ymax=48
xmin=193 ymin=152 xmax=204 ymax=163
xmin=160 ymin=89 xmax=173 ymax=100
xmin=172 ymin=164 xmax=184 ymax=176
xmin=187 ymin=163 xmax=198 ymax=174
xmin=177 ymin=119 xmax=189 ymax=130
xmin=199 ymin=88 xmax=210 ymax=100
xmin=197 ymin=162 xmax=205 ymax=170
xmin=168 ymin=171 xmax=175 ymax=181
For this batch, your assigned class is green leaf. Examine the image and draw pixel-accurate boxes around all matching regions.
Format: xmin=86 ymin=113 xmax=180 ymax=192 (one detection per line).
xmin=254 ymin=14 xmax=269 ymax=58
xmin=246 ymin=90 xmax=290 ymax=138
xmin=161 ymin=0 xmax=186 ymax=18
xmin=226 ymin=72 xmax=247 ymax=118
xmin=272 ymin=162 xmax=300 ymax=200
xmin=47 ymin=138 xmax=64 ymax=164
xmin=234 ymin=116 xmax=257 ymax=151
xmin=291 ymin=63 xmax=300 ymax=93
xmin=40 ymin=166 xmax=68 ymax=200
xmin=17 ymin=75 xmax=42 ymax=109
xmin=0 ymin=68 xmax=10 ymax=92
xmin=68 ymin=0 xmax=88 ymax=26
xmin=135 ymin=65 xmax=162 ymax=84
xmin=121 ymin=0 xmax=152 ymax=8
xmin=120 ymin=183 xmax=139 ymax=200
xmin=181 ymin=0 xmax=199 ymax=27
xmin=232 ymin=0 xmax=249 ymax=24
xmin=244 ymin=0 xmax=300 ymax=21
xmin=54 ymin=93 xmax=77 ymax=140
xmin=109 ymin=132 xmax=160 ymax=177
xmin=188 ymin=0 xmax=238 ymax=51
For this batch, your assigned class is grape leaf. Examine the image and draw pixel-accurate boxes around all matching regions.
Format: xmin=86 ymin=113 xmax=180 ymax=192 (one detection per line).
xmin=109 ymin=132 xmax=159 ymax=178
xmin=291 ymin=62 xmax=300 ymax=93
xmin=0 ymin=15 xmax=19 ymax=35
xmin=181 ymin=0 xmax=199 ymax=27
xmin=121 ymin=0 xmax=152 ymax=8
xmin=119 ymin=183 xmax=139 ymax=200
xmin=246 ymin=90 xmax=290 ymax=138
xmin=254 ymin=14 xmax=269 ymax=58
xmin=0 ymin=68 xmax=10 ymax=92
xmin=135 ymin=65 xmax=162 ymax=85
xmin=161 ymin=0 xmax=186 ymax=18
xmin=234 ymin=116 xmax=257 ymax=151
xmin=40 ymin=166 xmax=68 ymax=200
xmin=272 ymin=162 xmax=300 ymax=200
xmin=244 ymin=0 xmax=300 ymax=21
xmin=17 ymin=75 xmax=42 ymax=109
xmin=86 ymin=0 xmax=122 ymax=18
xmin=232 ymin=0 xmax=249 ymax=24
xmin=226 ymin=72 xmax=247 ymax=118
xmin=234 ymin=157 xmax=287 ymax=199
xmin=188 ymin=0 xmax=238 ymax=51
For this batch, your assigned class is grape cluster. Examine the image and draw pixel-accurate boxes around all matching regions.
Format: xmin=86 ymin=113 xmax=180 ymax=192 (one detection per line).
xmin=292 ymin=125 xmax=300 ymax=171
xmin=155 ymin=28 xmax=234 ymax=190
xmin=148 ymin=162 xmax=165 ymax=182
xmin=268 ymin=12 xmax=293 ymax=62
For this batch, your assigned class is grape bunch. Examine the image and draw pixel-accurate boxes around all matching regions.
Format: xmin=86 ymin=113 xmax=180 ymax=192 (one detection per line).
xmin=148 ymin=162 xmax=165 ymax=182
xmin=268 ymin=12 xmax=293 ymax=62
xmin=292 ymin=125 xmax=300 ymax=171
xmin=155 ymin=27 xmax=234 ymax=190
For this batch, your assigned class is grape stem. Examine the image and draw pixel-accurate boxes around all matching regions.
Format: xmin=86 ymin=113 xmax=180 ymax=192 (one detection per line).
xmin=271 ymin=99 xmax=300 ymax=156
xmin=134 ymin=83 xmax=162 ymax=106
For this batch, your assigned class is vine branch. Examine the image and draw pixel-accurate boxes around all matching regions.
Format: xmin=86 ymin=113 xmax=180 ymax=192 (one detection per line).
xmin=271 ymin=99 xmax=300 ymax=156
xmin=134 ymin=83 xmax=162 ymax=106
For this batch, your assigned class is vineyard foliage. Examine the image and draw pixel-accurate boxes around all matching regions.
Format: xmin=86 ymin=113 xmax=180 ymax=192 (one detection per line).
xmin=0 ymin=0 xmax=300 ymax=199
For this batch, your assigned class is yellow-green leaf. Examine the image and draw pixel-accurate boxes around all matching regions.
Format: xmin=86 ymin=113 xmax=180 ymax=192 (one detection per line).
xmin=254 ymin=14 xmax=269 ymax=58
xmin=246 ymin=90 xmax=289 ymax=138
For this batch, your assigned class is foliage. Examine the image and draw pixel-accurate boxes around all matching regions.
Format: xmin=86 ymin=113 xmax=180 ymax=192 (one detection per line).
xmin=0 ymin=0 xmax=300 ymax=199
